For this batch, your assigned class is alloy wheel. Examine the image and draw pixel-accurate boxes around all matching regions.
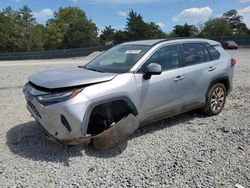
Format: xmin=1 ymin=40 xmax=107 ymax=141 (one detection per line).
xmin=210 ymin=87 xmax=225 ymax=113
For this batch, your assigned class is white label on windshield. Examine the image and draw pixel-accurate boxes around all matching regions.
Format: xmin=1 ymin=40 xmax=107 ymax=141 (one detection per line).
xmin=125 ymin=50 xmax=142 ymax=54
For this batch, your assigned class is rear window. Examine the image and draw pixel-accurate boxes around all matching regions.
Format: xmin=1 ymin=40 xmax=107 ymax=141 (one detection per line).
xmin=205 ymin=43 xmax=220 ymax=61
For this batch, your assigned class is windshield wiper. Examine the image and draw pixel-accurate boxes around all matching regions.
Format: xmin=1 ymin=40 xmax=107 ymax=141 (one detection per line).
xmin=78 ymin=65 xmax=104 ymax=73
xmin=85 ymin=67 xmax=103 ymax=73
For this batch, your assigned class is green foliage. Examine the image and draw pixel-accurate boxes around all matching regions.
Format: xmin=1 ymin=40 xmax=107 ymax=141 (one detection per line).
xmin=29 ymin=24 xmax=46 ymax=51
xmin=0 ymin=6 xmax=45 ymax=52
xmin=100 ymin=26 xmax=116 ymax=44
xmin=46 ymin=7 xmax=98 ymax=49
xmin=201 ymin=18 xmax=232 ymax=37
xmin=0 ymin=6 xmax=250 ymax=53
xmin=145 ymin=22 xmax=166 ymax=39
xmin=114 ymin=30 xmax=129 ymax=44
xmin=222 ymin=9 xmax=250 ymax=35
xmin=126 ymin=10 xmax=147 ymax=40
xmin=0 ymin=7 xmax=18 ymax=52
xmin=125 ymin=10 xmax=166 ymax=41
xmin=171 ymin=23 xmax=199 ymax=37
xmin=99 ymin=10 xmax=166 ymax=44
xmin=0 ymin=6 xmax=98 ymax=52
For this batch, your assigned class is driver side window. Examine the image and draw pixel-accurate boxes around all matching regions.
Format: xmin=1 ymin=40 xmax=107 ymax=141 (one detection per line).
xmin=140 ymin=44 xmax=180 ymax=72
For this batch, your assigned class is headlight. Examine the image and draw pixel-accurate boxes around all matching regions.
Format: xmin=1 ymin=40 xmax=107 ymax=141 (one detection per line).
xmin=37 ymin=88 xmax=83 ymax=106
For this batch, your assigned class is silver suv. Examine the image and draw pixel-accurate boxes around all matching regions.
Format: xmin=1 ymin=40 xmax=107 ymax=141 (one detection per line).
xmin=23 ymin=39 xmax=236 ymax=150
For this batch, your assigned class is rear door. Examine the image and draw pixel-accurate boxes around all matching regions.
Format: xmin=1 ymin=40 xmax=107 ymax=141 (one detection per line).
xmin=180 ymin=42 xmax=220 ymax=107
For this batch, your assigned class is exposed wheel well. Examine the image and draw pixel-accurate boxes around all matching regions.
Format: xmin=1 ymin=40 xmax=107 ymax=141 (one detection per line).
xmin=87 ymin=100 xmax=137 ymax=136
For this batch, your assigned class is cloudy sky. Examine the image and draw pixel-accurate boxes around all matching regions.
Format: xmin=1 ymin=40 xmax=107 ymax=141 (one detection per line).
xmin=1 ymin=0 xmax=250 ymax=32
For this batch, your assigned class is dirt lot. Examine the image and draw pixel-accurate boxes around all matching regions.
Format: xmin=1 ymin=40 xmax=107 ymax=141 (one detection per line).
xmin=0 ymin=49 xmax=249 ymax=187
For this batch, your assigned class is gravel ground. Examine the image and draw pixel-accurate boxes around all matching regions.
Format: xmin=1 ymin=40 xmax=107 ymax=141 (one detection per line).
xmin=0 ymin=49 xmax=249 ymax=188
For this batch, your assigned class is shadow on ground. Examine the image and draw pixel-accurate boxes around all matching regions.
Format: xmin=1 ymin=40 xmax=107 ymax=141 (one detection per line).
xmin=6 ymin=110 xmax=206 ymax=165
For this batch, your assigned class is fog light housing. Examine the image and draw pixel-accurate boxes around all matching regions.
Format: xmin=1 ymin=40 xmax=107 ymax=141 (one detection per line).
xmin=61 ymin=115 xmax=71 ymax=132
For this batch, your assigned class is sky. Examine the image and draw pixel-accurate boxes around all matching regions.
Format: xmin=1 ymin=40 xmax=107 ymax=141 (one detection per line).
xmin=0 ymin=0 xmax=250 ymax=33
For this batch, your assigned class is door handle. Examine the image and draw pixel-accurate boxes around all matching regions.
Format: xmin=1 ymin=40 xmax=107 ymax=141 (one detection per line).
xmin=174 ymin=75 xmax=184 ymax=81
xmin=208 ymin=66 xmax=216 ymax=72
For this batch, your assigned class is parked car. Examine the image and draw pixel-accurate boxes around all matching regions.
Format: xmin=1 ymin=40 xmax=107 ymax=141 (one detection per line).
xmin=23 ymin=38 xmax=236 ymax=150
xmin=223 ymin=40 xmax=238 ymax=49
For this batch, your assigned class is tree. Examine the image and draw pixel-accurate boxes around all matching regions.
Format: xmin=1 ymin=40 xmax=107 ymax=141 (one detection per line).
xmin=171 ymin=23 xmax=199 ymax=37
xmin=0 ymin=6 xmax=45 ymax=52
xmin=114 ymin=30 xmax=129 ymax=44
xmin=125 ymin=10 xmax=166 ymax=41
xmin=201 ymin=18 xmax=232 ymax=37
xmin=29 ymin=24 xmax=46 ymax=51
xmin=100 ymin=26 xmax=116 ymax=44
xmin=46 ymin=7 xmax=98 ymax=49
xmin=44 ymin=22 xmax=64 ymax=49
xmin=19 ymin=5 xmax=35 ymax=29
xmin=0 ymin=7 xmax=22 ymax=52
xmin=18 ymin=5 xmax=37 ymax=51
xmin=222 ymin=9 xmax=250 ymax=35
xmin=125 ymin=10 xmax=148 ymax=40
xmin=145 ymin=22 xmax=166 ymax=39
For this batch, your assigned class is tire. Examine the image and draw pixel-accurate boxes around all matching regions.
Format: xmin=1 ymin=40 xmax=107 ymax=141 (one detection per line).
xmin=203 ymin=83 xmax=227 ymax=116
xmin=91 ymin=114 xmax=139 ymax=150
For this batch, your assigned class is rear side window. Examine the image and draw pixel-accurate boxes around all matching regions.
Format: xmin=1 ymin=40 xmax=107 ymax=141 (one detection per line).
xmin=182 ymin=43 xmax=210 ymax=66
xmin=205 ymin=43 xmax=220 ymax=61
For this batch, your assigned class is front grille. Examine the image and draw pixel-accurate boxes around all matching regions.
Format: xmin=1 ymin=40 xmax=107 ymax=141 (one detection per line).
xmin=27 ymin=100 xmax=41 ymax=118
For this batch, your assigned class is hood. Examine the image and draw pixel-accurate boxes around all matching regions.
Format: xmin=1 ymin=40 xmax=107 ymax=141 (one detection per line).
xmin=28 ymin=67 xmax=117 ymax=90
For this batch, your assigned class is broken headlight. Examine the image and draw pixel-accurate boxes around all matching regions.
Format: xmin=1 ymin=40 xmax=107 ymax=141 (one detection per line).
xmin=37 ymin=88 xmax=82 ymax=106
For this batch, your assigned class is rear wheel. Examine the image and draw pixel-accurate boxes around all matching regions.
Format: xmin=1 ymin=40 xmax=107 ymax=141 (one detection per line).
xmin=204 ymin=83 xmax=226 ymax=116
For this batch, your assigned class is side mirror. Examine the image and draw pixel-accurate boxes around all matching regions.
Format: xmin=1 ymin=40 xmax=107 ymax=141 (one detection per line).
xmin=143 ymin=63 xmax=162 ymax=80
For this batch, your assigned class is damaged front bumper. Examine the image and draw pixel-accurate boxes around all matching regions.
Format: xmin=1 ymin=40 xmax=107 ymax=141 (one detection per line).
xmin=24 ymin=83 xmax=140 ymax=148
xmin=37 ymin=113 xmax=139 ymax=148
xmin=24 ymin=87 xmax=90 ymax=142
xmin=25 ymin=90 xmax=139 ymax=147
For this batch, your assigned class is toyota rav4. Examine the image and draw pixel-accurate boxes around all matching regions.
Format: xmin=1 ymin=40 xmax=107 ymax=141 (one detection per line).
xmin=23 ymin=39 xmax=236 ymax=150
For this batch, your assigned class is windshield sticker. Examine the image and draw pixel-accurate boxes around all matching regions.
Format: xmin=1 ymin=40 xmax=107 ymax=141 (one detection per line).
xmin=125 ymin=50 xmax=142 ymax=54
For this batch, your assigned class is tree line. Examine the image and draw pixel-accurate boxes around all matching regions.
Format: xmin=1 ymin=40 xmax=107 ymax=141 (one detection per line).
xmin=0 ymin=6 xmax=249 ymax=53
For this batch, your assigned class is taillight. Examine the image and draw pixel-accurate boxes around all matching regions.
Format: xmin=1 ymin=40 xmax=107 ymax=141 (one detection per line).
xmin=231 ymin=58 xmax=236 ymax=67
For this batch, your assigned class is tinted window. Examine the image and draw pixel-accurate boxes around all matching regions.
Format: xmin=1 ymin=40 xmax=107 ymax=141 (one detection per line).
xmin=141 ymin=44 xmax=179 ymax=71
xmin=205 ymin=43 xmax=220 ymax=61
xmin=183 ymin=43 xmax=209 ymax=66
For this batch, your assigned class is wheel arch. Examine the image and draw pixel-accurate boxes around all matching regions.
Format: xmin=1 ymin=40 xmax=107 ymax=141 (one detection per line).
xmin=206 ymin=76 xmax=230 ymax=98
xmin=82 ymin=96 xmax=138 ymax=135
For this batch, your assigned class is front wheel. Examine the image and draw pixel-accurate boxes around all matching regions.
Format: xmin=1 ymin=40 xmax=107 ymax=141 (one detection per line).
xmin=91 ymin=114 xmax=139 ymax=150
xmin=203 ymin=83 xmax=227 ymax=116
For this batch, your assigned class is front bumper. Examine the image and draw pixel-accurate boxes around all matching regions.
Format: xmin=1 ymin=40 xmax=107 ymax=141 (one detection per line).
xmin=41 ymin=124 xmax=92 ymax=146
xmin=25 ymin=89 xmax=91 ymax=142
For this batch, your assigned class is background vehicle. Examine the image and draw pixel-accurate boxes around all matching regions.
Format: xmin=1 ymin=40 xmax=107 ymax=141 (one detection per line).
xmin=23 ymin=38 xmax=236 ymax=150
xmin=223 ymin=41 xmax=238 ymax=49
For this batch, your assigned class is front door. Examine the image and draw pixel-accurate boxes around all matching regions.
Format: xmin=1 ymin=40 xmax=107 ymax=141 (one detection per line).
xmin=134 ymin=44 xmax=186 ymax=122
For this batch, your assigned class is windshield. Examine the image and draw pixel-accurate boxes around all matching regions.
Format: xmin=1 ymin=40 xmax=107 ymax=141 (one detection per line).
xmin=85 ymin=45 xmax=151 ymax=73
